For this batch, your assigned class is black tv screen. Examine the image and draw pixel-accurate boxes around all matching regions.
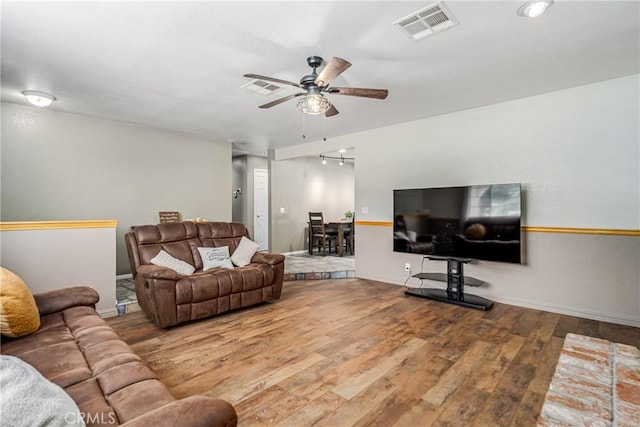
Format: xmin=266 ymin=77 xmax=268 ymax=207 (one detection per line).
xmin=393 ymin=183 xmax=522 ymax=264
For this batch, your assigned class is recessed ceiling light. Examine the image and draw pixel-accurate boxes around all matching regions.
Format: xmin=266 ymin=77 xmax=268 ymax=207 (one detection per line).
xmin=22 ymin=90 xmax=56 ymax=108
xmin=517 ymin=0 xmax=553 ymax=18
xmin=339 ymin=149 xmax=346 ymax=153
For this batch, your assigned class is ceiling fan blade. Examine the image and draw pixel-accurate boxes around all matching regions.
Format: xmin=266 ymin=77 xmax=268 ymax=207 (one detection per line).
xmin=258 ymin=93 xmax=305 ymax=109
xmin=244 ymin=73 xmax=302 ymax=89
xmin=329 ymin=87 xmax=388 ymax=100
xmin=325 ymin=104 xmax=339 ymax=117
xmin=315 ymin=57 xmax=352 ymax=87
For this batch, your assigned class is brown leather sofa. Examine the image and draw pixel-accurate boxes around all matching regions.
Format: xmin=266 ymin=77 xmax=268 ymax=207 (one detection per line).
xmin=1 ymin=286 xmax=237 ymax=427
xmin=125 ymin=221 xmax=285 ymax=328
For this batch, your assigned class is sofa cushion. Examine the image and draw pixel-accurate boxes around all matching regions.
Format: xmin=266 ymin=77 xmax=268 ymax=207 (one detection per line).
xmin=133 ymin=222 xmax=202 ymax=269
xmin=175 ymin=264 xmax=275 ymax=304
xmin=0 ymin=268 xmax=41 ymax=338
xmin=134 ymin=221 xmax=198 ymax=244
xmin=151 ymin=250 xmax=195 ymax=276
xmin=196 ymin=222 xmax=248 ymax=259
xmin=65 ymin=379 xmax=119 ymax=425
xmin=107 ymin=379 xmax=175 ymax=424
xmin=17 ymin=340 xmax=93 ymax=388
xmin=231 ymin=236 xmax=260 ymax=267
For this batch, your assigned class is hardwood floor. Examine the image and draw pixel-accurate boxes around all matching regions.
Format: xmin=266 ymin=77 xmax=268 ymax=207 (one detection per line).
xmin=107 ymin=279 xmax=640 ymax=426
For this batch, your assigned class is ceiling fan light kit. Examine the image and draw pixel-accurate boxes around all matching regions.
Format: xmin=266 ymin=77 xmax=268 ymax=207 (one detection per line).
xmin=517 ymin=0 xmax=553 ymax=18
xmin=297 ymin=89 xmax=331 ymax=115
xmin=244 ymin=55 xmax=388 ymax=118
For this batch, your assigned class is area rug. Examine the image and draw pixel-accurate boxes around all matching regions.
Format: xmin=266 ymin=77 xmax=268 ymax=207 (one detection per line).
xmin=537 ymin=333 xmax=639 ymax=426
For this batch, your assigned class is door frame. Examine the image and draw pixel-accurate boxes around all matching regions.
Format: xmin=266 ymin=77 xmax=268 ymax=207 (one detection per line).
xmin=253 ymin=168 xmax=269 ymax=251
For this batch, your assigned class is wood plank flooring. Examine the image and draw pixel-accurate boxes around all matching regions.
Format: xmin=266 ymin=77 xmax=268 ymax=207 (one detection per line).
xmin=107 ymin=278 xmax=640 ymax=426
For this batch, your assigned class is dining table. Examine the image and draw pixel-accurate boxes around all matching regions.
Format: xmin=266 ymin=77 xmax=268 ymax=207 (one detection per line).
xmin=327 ymin=220 xmax=352 ymax=257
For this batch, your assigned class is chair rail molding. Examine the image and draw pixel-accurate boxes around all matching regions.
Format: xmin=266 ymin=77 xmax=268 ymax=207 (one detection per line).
xmin=355 ymin=221 xmax=639 ymax=237
xmin=0 ymin=220 xmax=118 ymax=231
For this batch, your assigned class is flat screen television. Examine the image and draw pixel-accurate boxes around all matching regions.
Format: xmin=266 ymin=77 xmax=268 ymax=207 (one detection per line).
xmin=393 ymin=183 xmax=522 ymax=264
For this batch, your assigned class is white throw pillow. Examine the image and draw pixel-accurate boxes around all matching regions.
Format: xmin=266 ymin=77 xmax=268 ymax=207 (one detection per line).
xmin=197 ymin=246 xmax=234 ymax=270
xmin=150 ymin=250 xmax=195 ymax=276
xmin=230 ymin=236 xmax=260 ymax=267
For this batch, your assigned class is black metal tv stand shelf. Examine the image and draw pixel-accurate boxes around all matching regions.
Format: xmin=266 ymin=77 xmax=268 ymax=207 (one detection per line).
xmin=405 ymin=255 xmax=494 ymax=311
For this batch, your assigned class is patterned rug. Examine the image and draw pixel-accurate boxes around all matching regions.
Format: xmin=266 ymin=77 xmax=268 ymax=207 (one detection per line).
xmin=537 ymin=333 xmax=639 ymax=426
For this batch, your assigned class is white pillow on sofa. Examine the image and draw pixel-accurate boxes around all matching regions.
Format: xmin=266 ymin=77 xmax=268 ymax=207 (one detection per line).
xmin=197 ymin=246 xmax=234 ymax=270
xmin=230 ymin=236 xmax=260 ymax=267
xmin=150 ymin=250 xmax=195 ymax=276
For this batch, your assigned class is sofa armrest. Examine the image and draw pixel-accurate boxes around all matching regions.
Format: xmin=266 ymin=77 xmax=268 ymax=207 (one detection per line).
xmin=136 ymin=264 xmax=183 ymax=281
xmin=251 ymin=252 xmax=285 ymax=266
xmin=119 ymin=396 xmax=237 ymax=427
xmin=34 ymin=286 xmax=100 ymax=316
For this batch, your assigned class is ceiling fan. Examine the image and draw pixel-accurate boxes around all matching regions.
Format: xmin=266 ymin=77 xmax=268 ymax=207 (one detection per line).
xmin=244 ymin=56 xmax=388 ymax=117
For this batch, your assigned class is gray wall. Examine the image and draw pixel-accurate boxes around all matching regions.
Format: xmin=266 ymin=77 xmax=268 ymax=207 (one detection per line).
xmin=231 ymin=154 xmax=268 ymax=239
xmin=275 ymin=75 xmax=640 ymax=326
xmin=232 ymin=156 xmax=247 ymax=224
xmin=270 ymin=157 xmax=354 ymax=253
xmin=1 ymin=225 xmax=118 ymax=317
xmin=1 ymin=102 xmax=232 ymax=275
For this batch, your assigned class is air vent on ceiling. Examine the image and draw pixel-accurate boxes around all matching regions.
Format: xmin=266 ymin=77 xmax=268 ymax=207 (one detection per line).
xmin=393 ymin=1 xmax=458 ymax=40
xmin=241 ymin=79 xmax=284 ymax=95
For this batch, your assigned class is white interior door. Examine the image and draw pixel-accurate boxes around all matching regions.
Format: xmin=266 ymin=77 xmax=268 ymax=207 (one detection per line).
xmin=253 ymin=168 xmax=269 ymax=251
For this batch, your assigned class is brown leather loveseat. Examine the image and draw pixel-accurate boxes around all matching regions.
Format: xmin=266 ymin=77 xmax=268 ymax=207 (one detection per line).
xmin=125 ymin=221 xmax=285 ymax=328
xmin=1 ymin=286 xmax=237 ymax=427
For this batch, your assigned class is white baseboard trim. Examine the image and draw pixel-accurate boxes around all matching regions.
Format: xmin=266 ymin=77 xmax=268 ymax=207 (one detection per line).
xmin=381 ymin=277 xmax=640 ymax=328
xmin=116 ymin=273 xmax=133 ymax=280
xmin=98 ymin=307 xmax=119 ymax=319
xmin=487 ymin=294 xmax=640 ymax=328
xmin=281 ymin=250 xmax=308 ymax=256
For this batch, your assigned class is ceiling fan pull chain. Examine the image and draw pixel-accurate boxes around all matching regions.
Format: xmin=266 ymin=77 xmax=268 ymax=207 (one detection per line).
xmin=302 ymin=111 xmax=306 ymax=139
xmin=323 ymin=115 xmax=327 ymax=142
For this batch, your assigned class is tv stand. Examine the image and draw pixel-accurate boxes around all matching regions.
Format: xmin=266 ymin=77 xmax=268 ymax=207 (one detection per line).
xmin=405 ymin=256 xmax=494 ymax=310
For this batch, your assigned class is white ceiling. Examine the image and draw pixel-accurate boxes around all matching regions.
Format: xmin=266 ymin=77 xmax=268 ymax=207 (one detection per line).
xmin=2 ymin=1 xmax=638 ymax=157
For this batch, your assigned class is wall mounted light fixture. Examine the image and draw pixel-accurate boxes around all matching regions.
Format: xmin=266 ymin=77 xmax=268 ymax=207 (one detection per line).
xmin=233 ymin=188 xmax=242 ymax=199
xmin=22 ymin=90 xmax=56 ymax=107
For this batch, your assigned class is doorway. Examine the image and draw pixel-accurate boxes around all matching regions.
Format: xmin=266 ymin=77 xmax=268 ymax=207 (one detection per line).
xmin=253 ymin=168 xmax=269 ymax=250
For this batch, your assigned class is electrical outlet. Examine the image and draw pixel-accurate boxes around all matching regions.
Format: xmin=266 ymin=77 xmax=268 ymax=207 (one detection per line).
xmin=405 ymin=263 xmax=411 ymax=272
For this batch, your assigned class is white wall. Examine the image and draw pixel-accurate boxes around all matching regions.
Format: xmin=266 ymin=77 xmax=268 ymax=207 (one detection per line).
xmin=270 ymin=157 xmax=355 ymax=253
xmin=275 ymin=75 xmax=640 ymax=326
xmin=0 ymin=223 xmax=118 ymax=317
xmin=1 ymin=103 xmax=232 ymax=274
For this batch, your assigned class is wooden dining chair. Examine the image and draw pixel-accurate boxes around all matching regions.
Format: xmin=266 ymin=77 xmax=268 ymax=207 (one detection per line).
xmin=308 ymin=212 xmax=337 ymax=256
xmin=343 ymin=214 xmax=355 ymax=255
